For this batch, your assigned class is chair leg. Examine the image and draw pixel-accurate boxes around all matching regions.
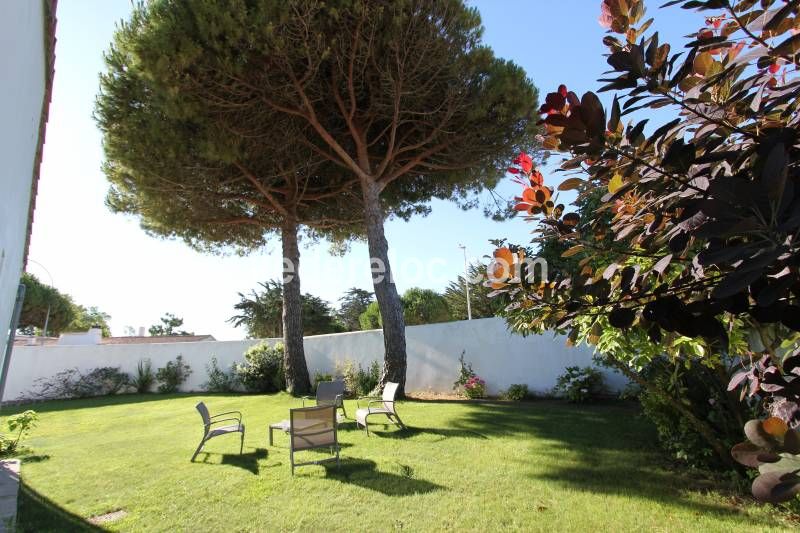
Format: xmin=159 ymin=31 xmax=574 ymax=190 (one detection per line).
xmin=340 ymin=402 xmax=348 ymax=420
xmin=290 ymin=448 xmax=295 ymax=476
xmin=391 ymin=412 xmax=406 ymax=429
xmin=191 ymin=438 xmax=206 ymax=462
xmin=240 ymin=429 xmax=245 ymax=455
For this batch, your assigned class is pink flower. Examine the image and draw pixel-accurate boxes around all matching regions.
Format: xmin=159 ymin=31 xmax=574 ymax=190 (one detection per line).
xmin=513 ymin=152 xmax=533 ymax=173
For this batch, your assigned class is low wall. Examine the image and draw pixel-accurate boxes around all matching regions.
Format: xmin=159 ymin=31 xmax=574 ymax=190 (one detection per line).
xmin=4 ymin=318 xmax=626 ymax=401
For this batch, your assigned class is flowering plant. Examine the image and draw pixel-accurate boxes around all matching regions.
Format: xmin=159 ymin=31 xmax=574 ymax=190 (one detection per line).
xmin=463 ymin=376 xmax=486 ymax=399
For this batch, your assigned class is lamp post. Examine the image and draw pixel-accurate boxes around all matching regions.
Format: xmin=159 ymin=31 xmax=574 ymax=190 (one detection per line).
xmin=27 ymin=259 xmax=54 ymax=339
xmin=458 ymin=244 xmax=472 ymax=320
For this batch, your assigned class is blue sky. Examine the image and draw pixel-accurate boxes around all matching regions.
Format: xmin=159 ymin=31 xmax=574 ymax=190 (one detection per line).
xmin=27 ymin=1 xmax=704 ymax=339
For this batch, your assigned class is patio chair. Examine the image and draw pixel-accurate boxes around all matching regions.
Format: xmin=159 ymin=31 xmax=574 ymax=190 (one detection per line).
xmin=191 ymin=402 xmax=245 ymax=462
xmin=303 ymin=380 xmax=347 ymax=419
xmin=355 ymin=382 xmax=405 ymax=436
xmin=289 ymin=405 xmax=340 ymax=475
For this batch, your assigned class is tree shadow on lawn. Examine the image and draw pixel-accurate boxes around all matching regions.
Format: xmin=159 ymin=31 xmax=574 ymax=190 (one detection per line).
xmin=451 ymin=401 xmax=787 ymax=527
xmin=17 ymin=482 xmax=106 ymax=532
xmin=317 ymin=458 xmax=444 ymax=496
xmin=369 ymin=425 xmax=489 ymax=442
xmin=2 ymin=393 xmax=193 ymax=415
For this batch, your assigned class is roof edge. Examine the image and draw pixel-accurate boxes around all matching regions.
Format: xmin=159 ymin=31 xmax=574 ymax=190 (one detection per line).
xmin=23 ymin=0 xmax=58 ymax=268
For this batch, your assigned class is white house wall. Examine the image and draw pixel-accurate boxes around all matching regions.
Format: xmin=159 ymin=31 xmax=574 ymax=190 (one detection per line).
xmin=0 ymin=1 xmax=48 ymax=358
xmin=4 ymin=318 xmax=626 ymax=401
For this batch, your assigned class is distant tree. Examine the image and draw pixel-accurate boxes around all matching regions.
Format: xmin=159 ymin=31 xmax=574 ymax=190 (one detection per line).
xmin=359 ymin=302 xmax=383 ymax=331
xmin=302 ymin=295 xmax=345 ymax=336
xmin=148 ymin=313 xmax=193 ymax=337
xmin=65 ymin=306 xmax=112 ymax=337
xmin=230 ymin=281 xmax=343 ymax=338
xmin=360 ymin=289 xmax=452 ymax=328
xmin=444 ymin=264 xmax=507 ymax=321
xmin=17 ymin=273 xmax=75 ymax=336
xmin=230 ymin=281 xmax=284 ymax=339
xmin=338 ymin=288 xmax=374 ymax=332
xmin=401 ymin=288 xmax=451 ymax=326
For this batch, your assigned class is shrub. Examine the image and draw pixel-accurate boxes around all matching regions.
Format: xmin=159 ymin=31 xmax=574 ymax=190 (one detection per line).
xmin=0 ymin=410 xmax=38 ymax=456
xmin=312 ymin=371 xmax=333 ymax=392
xmin=618 ymin=382 xmax=642 ymax=402
xmin=356 ymin=361 xmax=380 ymax=397
xmin=155 ymin=355 xmax=192 ymax=393
xmin=639 ymin=357 xmax=756 ymax=470
xmin=453 ymin=351 xmax=476 ymax=390
xmin=30 ymin=367 xmax=130 ymax=399
xmin=463 ymin=376 xmax=486 ymax=399
xmin=132 ymin=358 xmax=155 ymax=393
xmin=334 ymin=359 xmax=380 ymax=397
xmin=505 ymin=384 xmax=528 ymax=401
xmin=235 ymin=342 xmax=284 ymax=393
xmin=554 ymin=366 xmax=605 ymax=403
xmin=335 ymin=359 xmax=358 ymax=397
xmin=203 ymin=356 xmax=237 ymax=393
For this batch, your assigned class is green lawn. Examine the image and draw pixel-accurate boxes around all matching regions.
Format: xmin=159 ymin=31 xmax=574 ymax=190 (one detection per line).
xmin=5 ymin=394 xmax=794 ymax=532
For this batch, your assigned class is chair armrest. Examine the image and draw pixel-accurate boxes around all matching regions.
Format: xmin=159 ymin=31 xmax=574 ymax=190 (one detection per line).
xmin=211 ymin=410 xmax=242 ymax=421
xmin=300 ymin=396 xmax=313 ymax=407
xmin=209 ymin=417 xmax=241 ymax=427
xmin=357 ymin=396 xmax=380 ymax=408
xmin=367 ymin=399 xmax=394 ymax=410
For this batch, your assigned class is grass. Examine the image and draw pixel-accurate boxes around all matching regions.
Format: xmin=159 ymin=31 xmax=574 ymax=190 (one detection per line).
xmin=4 ymin=393 xmax=795 ymax=532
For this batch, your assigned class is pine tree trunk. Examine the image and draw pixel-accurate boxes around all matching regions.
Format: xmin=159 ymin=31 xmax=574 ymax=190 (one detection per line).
xmin=362 ymin=180 xmax=407 ymax=396
xmin=281 ymin=218 xmax=311 ymax=395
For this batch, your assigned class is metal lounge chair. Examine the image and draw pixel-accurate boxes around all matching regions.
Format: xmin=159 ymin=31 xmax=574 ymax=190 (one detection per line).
xmin=191 ymin=401 xmax=245 ymax=462
xmin=303 ymin=380 xmax=347 ymax=419
xmin=355 ymin=382 xmax=405 ymax=436
xmin=289 ymin=405 xmax=340 ymax=475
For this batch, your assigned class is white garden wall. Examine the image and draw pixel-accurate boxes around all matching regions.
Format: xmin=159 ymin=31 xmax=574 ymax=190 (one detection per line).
xmin=0 ymin=1 xmax=50 ymax=361
xmin=3 ymin=318 xmax=626 ymax=401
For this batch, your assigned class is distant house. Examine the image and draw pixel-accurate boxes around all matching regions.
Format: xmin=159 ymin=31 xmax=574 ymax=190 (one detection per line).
xmin=0 ymin=1 xmax=57 ymax=357
xmin=14 ymin=328 xmax=216 ymax=347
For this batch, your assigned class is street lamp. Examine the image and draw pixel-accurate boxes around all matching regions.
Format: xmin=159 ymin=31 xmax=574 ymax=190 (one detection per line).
xmin=26 ymin=259 xmax=54 ymax=339
xmin=458 ymin=244 xmax=472 ymax=320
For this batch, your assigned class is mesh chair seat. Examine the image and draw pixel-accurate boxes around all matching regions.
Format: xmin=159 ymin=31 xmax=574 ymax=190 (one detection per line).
xmin=355 ymin=382 xmax=405 ymax=436
xmin=208 ymin=423 xmax=244 ymax=439
xmin=355 ymin=407 xmax=390 ymax=425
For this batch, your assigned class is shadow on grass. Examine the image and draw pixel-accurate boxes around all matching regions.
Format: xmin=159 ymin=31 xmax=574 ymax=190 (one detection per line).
xmin=195 ymin=448 xmax=268 ymax=474
xmin=17 ymin=482 xmax=105 ymax=532
xmin=1 ymin=392 xmax=286 ymax=415
xmin=318 ymin=458 xmax=444 ymax=496
xmin=450 ymin=401 xmax=786 ymax=527
xmin=372 ymin=425 xmax=488 ymax=441
xmin=1 ymin=393 xmax=196 ymax=415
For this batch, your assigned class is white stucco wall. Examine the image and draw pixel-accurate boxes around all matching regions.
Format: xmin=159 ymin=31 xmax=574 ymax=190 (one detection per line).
xmin=0 ymin=1 xmax=49 ymax=358
xmin=3 ymin=318 xmax=626 ymax=401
